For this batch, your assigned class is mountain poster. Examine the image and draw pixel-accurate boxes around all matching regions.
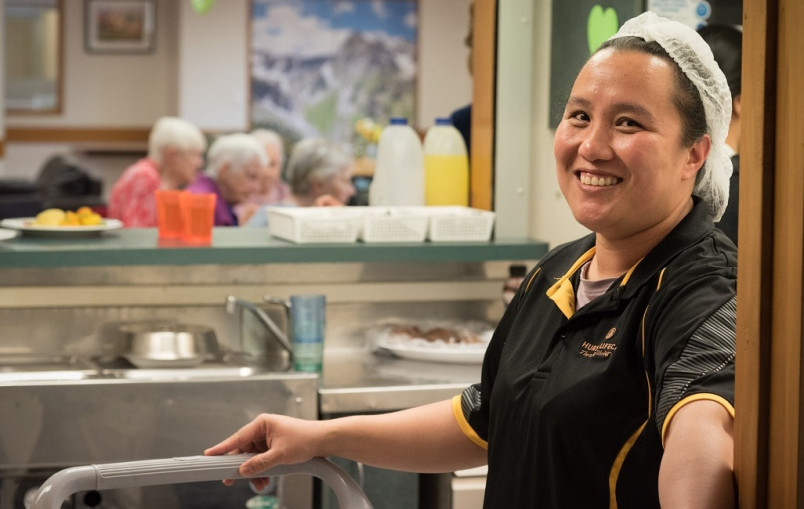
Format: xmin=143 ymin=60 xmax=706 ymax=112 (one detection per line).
xmin=250 ymin=0 xmax=418 ymax=148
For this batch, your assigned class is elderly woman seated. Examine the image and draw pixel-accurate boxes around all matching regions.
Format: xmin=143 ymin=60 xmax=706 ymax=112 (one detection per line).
xmin=185 ymin=133 xmax=267 ymax=226
xmin=245 ymin=137 xmax=356 ymax=227
xmin=108 ymin=116 xmax=206 ymax=227
xmin=235 ymin=128 xmax=292 ymax=225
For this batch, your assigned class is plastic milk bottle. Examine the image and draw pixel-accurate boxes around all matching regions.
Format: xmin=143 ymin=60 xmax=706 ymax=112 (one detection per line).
xmin=369 ymin=117 xmax=425 ymax=206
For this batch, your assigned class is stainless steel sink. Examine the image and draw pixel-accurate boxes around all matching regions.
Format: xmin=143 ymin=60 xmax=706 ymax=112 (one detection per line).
xmin=0 ymin=353 xmax=267 ymax=383
xmin=114 ymin=365 xmax=255 ymax=380
xmin=0 ymin=353 xmax=92 ymax=371
xmin=0 ymin=354 xmax=101 ymax=382
xmin=0 ymin=355 xmax=319 ymax=508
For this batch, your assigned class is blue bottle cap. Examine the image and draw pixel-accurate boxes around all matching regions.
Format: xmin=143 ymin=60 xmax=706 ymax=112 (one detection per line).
xmin=389 ymin=117 xmax=408 ymax=125
xmin=435 ymin=117 xmax=452 ymax=126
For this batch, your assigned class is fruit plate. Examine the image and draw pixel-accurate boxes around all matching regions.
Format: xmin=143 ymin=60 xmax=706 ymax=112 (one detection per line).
xmin=0 ymin=218 xmax=123 ymax=237
xmin=0 ymin=229 xmax=19 ymax=241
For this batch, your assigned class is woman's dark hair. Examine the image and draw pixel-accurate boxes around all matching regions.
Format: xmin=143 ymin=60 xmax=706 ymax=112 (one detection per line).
xmin=597 ymin=36 xmax=707 ymax=148
xmin=697 ymin=24 xmax=742 ymax=97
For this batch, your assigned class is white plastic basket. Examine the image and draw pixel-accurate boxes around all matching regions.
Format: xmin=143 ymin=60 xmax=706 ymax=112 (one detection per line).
xmin=426 ymin=206 xmax=496 ymax=242
xmin=267 ymin=207 xmax=362 ymax=243
xmin=267 ymin=206 xmax=495 ymax=243
xmin=358 ymin=207 xmax=430 ymax=243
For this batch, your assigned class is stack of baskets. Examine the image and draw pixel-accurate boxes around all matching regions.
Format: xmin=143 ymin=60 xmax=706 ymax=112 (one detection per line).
xmin=266 ymin=206 xmax=495 ymax=244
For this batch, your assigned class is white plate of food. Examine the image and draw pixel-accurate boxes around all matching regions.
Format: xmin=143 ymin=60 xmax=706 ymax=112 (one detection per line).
xmin=370 ymin=321 xmax=494 ymax=364
xmin=0 ymin=216 xmax=122 ymax=237
xmin=0 ymin=228 xmax=19 ymax=241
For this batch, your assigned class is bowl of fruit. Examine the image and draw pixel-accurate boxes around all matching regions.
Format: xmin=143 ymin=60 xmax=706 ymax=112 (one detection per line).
xmin=0 ymin=207 xmax=122 ymax=237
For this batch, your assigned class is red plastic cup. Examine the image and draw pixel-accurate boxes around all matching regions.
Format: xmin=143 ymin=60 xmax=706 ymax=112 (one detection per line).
xmin=155 ymin=189 xmax=185 ymax=239
xmin=180 ymin=192 xmax=216 ymax=244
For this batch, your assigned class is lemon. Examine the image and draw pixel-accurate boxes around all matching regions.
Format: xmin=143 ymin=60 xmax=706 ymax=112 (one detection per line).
xmin=60 ymin=211 xmax=81 ymax=226
xmin=34 ymin=208 xmax=65 ymax=226
xmin=79 ymin=212 xmax=103 ymax=226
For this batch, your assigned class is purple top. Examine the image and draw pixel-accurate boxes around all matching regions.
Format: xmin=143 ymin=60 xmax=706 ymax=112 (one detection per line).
xmin=185 ymin=173 xmax=238 ymax=226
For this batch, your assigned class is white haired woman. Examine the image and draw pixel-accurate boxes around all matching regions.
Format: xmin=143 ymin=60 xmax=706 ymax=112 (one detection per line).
xmin=186 ymin=133 xmax=267 ymax=226
xmin=108 ymin=116 xmax=206 ymax=227
xmin=207 ymin=13 xmax=737 ymax=508
xmin=234 ymin=129 xmax=292 ymax=224
xmin=285 ymin=137 xmax=355 ymax=206
xmin=245 ymin=137 xmax=355 ymax=227
xmin=251 ymin=128 xmax=291 ymax=203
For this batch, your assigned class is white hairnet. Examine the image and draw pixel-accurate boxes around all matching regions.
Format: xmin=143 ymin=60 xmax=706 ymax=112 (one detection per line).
xmin=609 ymin=12 xmax=733 ymax=221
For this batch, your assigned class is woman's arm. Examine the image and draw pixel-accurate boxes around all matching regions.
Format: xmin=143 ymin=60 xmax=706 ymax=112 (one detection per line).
xmin=205 ymin=399 xmax=487 ymax=484
xmin=658 ymin=399 xmax=736 ymax=508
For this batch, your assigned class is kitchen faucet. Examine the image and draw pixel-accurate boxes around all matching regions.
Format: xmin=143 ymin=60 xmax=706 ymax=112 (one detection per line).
xmin=224 ymin=296 xmax=294 ymax=356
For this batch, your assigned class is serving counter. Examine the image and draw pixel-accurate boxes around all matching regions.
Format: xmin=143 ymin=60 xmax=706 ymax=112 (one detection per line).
xmin=0 ymin=227 xmax=547 ymax=406
xmin=0 ymin=227 xmax=547 ymax=508
xmin=0 ymin=227 xmax=547 ymax=409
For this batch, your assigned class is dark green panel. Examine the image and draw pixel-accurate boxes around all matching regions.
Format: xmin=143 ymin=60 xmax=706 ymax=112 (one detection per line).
xmin=549 ymin=1 xmax=743 ymax=129
xmin=549 ymin=1 xmax=645 ymax=129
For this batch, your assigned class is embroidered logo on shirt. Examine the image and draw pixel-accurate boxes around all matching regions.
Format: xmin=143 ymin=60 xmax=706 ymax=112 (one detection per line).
xmin=605 ymin=327 xmax=616 ymax=340
xmin=579 ymin=341 xmax=617 ymax=358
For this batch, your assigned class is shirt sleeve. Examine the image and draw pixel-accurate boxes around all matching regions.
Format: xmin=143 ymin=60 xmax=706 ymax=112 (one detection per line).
xmin=648 ymin=268 xmax=737 ymax=440
xmin=655 ymin=296 xmax=736 ymax=441
xmin=452 ymin=385 xmax=488 ymax=449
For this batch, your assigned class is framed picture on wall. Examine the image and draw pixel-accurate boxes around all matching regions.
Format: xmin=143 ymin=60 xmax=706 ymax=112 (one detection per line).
xmin=84 ymin=0 xmax=155 ymax=54
xmin=249 ymin=0 xmax=418 ymax=149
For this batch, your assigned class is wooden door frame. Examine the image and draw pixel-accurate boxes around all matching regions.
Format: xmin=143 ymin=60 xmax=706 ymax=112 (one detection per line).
xmin=469 ymin=0 xmax=496 ymax=211
xmin=473 ymin=0 xmax=804 ymax=502
xmin=736 ymin=0 xmax=804 ymax=507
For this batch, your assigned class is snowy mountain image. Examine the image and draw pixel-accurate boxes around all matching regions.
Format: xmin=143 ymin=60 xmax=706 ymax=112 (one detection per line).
xmin=250 ymin=0 xmax=417 ymax=145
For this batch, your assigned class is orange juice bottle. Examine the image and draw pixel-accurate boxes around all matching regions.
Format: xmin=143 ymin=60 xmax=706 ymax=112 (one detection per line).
xmin=423 ymin=118 xmax=469 ymax=206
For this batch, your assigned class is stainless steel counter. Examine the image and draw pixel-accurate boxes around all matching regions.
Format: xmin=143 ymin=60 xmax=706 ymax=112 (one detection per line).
xmin=0 ymin=236 xmax=537 ymax=507
xmin=320 ymin=349 xmax=481 ymax=415
xmin=0 ymin=368 xmax=319 ymax=508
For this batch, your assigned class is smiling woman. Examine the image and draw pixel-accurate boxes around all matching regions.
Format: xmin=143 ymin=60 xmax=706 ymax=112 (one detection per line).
xmin=204 ymin=12 xmax=738 ymax=509
xmin=554 ymin=48 xmax=710 ymax=251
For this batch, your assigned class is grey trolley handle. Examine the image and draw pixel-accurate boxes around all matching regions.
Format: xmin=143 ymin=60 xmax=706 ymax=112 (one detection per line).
xmin=30 ymin=454 xmax=373 ymax=509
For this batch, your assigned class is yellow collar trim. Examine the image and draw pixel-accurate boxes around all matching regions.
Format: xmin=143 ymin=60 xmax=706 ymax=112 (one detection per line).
xmin=619 ymin=257 xmax=644 ymax=286
xmin=546 ymin=249 xmax=645 ymax=319
xmin=546 ymin=247 xmax=596 ymax=319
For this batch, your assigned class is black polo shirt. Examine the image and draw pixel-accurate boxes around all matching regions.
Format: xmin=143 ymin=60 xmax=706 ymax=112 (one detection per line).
xmin=454 ymin=200 xmax=737 ymax=508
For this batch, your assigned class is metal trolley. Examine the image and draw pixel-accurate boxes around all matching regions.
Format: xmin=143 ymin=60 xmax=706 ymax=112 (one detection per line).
xmin=29 ymin=454 xmax=372 ymax=509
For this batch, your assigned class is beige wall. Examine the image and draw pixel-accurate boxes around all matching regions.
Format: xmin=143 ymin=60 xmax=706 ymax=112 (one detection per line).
xmin=495 ymin=0 xmax=588 ymax=244
xmin=7 ymin=1 xmax=179 ymax=129
xmin=173 ymin=0 xmax=473 ymax=132
xmin=418 ymin=0 xmax=473 ymax=129
xmin=1 ymin=0 xmax=473 ymax=187
xmin=4 ymin=0 xmax=471 ymax=132
xmin=527 ymin=2 xmax=589 ymax=245
xmin=177 ymin=0 xmax=249 ymax=131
